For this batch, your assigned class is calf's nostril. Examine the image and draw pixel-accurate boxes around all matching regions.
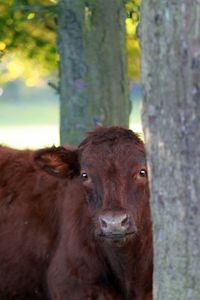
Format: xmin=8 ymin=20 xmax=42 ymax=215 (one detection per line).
xmin=100 ymin=218 xmax=107 ymax=228
xmin=121 ymin=215 xmax=129 ymax=227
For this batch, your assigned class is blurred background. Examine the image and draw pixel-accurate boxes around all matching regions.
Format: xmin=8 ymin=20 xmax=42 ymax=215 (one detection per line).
xmin=0 ymin=0 xmax=141 ymax=149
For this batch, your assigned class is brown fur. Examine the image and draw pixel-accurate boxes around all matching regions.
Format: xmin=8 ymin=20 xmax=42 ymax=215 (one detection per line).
xmin=35 ymin=127 xmax=153 ymax=300
xmin=0 ymin=146 xmax=65 ymax=299
xmin=0 ymin=126 xmax=153 ymax=300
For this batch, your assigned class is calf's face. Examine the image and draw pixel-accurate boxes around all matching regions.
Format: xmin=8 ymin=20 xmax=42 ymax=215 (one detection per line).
xmin=79 ymin=137 xmax=149 ymax=243
xmin=34 ymin=127 xmax=150 ymax=244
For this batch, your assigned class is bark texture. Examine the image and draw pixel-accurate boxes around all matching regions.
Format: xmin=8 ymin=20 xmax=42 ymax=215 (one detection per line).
xmin=141 ymin=1 xmax=200 ymax=300
xmin=85 ymin=0 xmax=130 ymax=128
xmin=58 ymin=0 xmax=130 ymax=146
xmin=58 ymin=0 xmax=88 ymax=145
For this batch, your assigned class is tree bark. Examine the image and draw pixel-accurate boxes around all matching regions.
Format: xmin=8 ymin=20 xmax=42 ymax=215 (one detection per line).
xmin=85 ymin=0 xmax=130 ymax=128
xmin=141 ymin=1 xmax=200 ymax=299
xmin=58 ymin=0 xmax=130 ymax=146
xmin=58 ymin=0 xmax=88 ymax=145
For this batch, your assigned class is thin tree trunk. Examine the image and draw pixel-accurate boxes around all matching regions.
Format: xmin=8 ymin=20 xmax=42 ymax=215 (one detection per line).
xmin=58 ymin=0 xmax=130 ymax=146
xmin=85 ymin=0 xmax=130 ymax=127
xmin=141 ymin=1 xmax=200 ymax=299
xmin=58 ymin=0 xmax=88 ymax=145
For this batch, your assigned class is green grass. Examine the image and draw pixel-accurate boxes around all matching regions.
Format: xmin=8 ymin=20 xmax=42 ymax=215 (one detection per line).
xmin=0 ymin=98 xmax=142 ymax=149
xmin=0 ymin=99 xmax=59 ymax=149
xmin=0 ymin=101 xmax=59 ymax=127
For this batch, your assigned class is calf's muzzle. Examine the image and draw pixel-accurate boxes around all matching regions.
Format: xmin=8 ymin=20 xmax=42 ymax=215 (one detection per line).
xmin=98 ymin=210 xmax=132 ymax=237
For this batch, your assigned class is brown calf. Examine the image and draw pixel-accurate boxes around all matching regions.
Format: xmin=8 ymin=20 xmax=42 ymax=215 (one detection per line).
xmin=35 ymin=126 xmax=153 ymax=300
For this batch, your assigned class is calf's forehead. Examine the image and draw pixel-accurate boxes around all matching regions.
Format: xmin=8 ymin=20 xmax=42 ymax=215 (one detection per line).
xmin=79 ymin=140 xmax=146 ymax=168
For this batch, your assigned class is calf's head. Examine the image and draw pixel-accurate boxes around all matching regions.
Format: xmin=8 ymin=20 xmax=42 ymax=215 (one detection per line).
xmin=34 ymin=127 xmax=151 ymax=243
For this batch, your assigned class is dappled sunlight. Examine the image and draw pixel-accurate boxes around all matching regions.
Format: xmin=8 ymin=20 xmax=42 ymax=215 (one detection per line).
xmin=1 ymin=54 xmax=50 ymax=86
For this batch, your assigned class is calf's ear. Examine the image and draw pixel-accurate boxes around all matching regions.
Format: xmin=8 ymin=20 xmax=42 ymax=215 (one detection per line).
xmin=34 ymin=146 xmax=80 ymax=178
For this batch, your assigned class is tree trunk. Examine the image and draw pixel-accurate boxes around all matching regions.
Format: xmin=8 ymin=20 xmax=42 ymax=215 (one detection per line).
xmin=85 ymin=0 xmax=130 ymax=128
xmin=141 ymin=1 xmax=200 ymax=299
xmin=58 ymin=0 xmax=130 ymax=146
xmin=58 ymin=0 xmax=88 ymax=145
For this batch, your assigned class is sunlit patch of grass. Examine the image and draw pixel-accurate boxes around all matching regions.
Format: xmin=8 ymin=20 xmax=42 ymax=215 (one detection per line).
xmin=0 ymin=125 xmax=59 ymax=149
xmin=0 ymin=98 xmax=59 ymax=149
xmin=0 ymin=95 xmax=143 ymax=149
xmin=0 ymin=101 xmax=59 ymax=126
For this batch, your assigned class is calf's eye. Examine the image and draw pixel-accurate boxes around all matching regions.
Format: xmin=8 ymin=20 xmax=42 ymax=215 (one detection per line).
xmin=80 ymin=172 xmax=89 ymax=181
xmin=139 ymin=169 xmax=147 ymax=177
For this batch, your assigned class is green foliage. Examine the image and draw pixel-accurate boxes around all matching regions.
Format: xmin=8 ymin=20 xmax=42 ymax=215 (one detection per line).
xmin=126 ymin=0 xmax=140 ymax=81
xmin=0 ymin=0 xmax=58 ymax=84
xmin=0 ymin=0 xmax=140 ymax=84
